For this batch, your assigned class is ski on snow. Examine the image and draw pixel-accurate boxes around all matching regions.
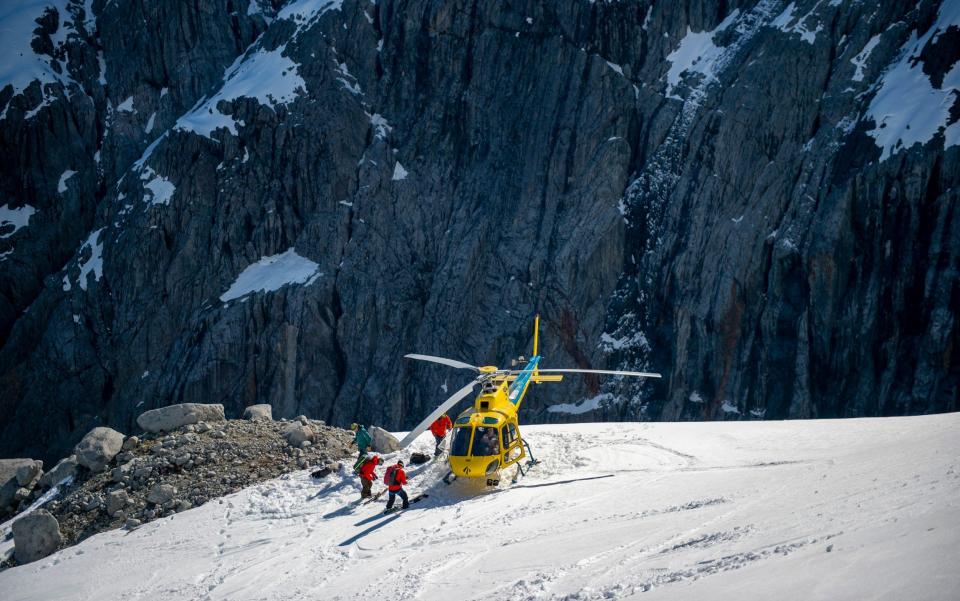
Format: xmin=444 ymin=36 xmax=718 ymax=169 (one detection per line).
xmin=382 ymin=493 xmax=429 ymax=514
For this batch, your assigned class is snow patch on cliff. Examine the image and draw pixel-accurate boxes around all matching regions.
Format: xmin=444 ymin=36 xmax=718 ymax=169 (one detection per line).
xmin=221 ymin=248 xmax=321 ymax=302
xmin=0 ymin=204 xmax=37 ymax=238
xmin=115 ymin=96 xmax=135 ymax=113
xmin=771 ymin=2 xmax=821 ymax=45
xmin=0 ymin=0 xmax=74 ymax=100
xmin=140 ymin=168 xmax=175 ymax=206
xmin=279 ymin=0 xmax=343 ymax=24
xmin=599 ymin=330 xmax=651 ymax=353
xmin=335 ymin=61 xmax=362 ymax=95
xmin=865 ymin=0 xmax=960 ymax=161
xmin=57 ymin=169 xmax=77 ymax=194
xmin=547 ymin=393 xmax=614 ymax=415
xmin=664 ymin=9 xmax=740 ymax=99
xmin=176 ymin=44 xmax=305 ymax=139
xmin=721 ymin=400 xmax=741 ymax=415
xmin=369 ymin=113 xmax=392 ymax=139
xmin=850 ymin=34 xmax=881 ymax=82
xmin=76 ymin=228 xmax=104 ymax=291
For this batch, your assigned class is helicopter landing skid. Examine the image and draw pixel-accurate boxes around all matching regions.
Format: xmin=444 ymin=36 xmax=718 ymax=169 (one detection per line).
xmin=442 ymin=471 xmax=457 ymax=485
xmin=511 ymin=441 xmax=540 ymax=483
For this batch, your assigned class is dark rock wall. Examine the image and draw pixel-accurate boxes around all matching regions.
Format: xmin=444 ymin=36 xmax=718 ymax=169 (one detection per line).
xmin=0 ymin=0 xmax=956 ymax=462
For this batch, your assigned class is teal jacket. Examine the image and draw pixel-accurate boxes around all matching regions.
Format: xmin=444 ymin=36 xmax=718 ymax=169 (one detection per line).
xmin=355 ymin=426 xmax=372 ymax=451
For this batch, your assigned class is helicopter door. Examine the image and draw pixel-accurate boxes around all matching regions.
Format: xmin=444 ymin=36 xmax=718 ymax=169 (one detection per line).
xmin=500 ymin=423 xmax=524 ymax=467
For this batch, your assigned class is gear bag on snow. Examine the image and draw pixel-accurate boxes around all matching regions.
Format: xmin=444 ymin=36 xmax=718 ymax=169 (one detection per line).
xmin=384 ymin=465 xmax=398 ymax=486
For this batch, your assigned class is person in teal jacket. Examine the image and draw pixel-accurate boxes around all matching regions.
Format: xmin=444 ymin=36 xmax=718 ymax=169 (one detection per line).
xmin=351 ymin=423 xmax=372 ymax=458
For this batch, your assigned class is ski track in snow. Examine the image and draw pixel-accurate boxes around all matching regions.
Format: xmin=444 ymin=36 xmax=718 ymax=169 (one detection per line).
xmin=1 ymin=416 xmax=959 ymax=600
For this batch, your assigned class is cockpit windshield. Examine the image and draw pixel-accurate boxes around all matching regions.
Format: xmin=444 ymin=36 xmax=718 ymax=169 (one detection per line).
xmin=450 ymin=427 xmax=472 ymax=456
xmin=471 ymin=426 xmax=500 ymax=456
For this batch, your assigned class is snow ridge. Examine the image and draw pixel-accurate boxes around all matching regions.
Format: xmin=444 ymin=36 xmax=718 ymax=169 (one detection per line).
xmin=1 ymin=418 xmax=957 ymax=600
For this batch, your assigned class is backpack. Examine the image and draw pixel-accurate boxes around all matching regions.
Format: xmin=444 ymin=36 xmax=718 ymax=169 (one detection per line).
xmin=384 ymin=465 xmax=398 ymax=486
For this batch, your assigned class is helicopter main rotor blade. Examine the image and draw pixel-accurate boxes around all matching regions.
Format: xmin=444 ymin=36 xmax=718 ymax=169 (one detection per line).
xmin=404 ymin=353 xmax=480 ymax=372
xmin=524 ymin=368 xmax=662 ymax=378
xmin=398 ymin=377 xmax=482 ymax=448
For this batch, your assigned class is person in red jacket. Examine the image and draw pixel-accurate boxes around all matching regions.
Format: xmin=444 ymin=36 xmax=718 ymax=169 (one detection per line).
xmin=429 ymin=413 xmax=454 ymax=457
xmin=384 ymin=460 xmax=409 ymax=512
xmin=358 ymin=454 xmax=380 ymax=499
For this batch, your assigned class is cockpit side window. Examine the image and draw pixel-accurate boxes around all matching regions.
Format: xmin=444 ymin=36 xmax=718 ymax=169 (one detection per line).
xmin=450 ymin=426 xmax=472 ymax=456
xmin=470 ymin=426 xmax=500 ymax=456
xmin=501 ymin=424 xmax=516 ymax=448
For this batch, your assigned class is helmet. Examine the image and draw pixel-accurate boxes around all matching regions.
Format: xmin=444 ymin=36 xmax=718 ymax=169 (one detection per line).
xmin=397 ymin=460 xmax=404 ymax=467
xmin=350 ymin=423 xmax=359 ymax=431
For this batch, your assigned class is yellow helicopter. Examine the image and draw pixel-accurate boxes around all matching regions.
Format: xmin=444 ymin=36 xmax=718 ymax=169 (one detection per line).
xmin=399 ymin=315 xmax=661 ymax=485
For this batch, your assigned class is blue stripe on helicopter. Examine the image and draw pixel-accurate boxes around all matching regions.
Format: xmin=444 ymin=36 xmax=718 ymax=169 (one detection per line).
xmin=507 ymin=355 xmax=541 ymax=405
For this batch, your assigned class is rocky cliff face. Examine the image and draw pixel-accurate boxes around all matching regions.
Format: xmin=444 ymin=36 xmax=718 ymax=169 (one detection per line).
xmin=1 ymin=0 xmax=957 ymax=462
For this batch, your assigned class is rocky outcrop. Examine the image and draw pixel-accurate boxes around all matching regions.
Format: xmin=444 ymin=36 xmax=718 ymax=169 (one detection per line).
xmin=283 ymin=422 xmax=315 ymax=448
xmin=0 ymin=0 xmax=957 ymax=462
xmin=243 ymin=404 xmax=273 ymax=421
xmin=136 ymin=404 xmax=226 ymax=434
xmin=0 ymin=418 xmax=354 ymax=569
xmin=12 ymin=510 xmax=62 ymax=563
xmin=369 ymin=426 xmax=401 ymax=453
xmin=15 ymin=461 xmax=43 ymax=488
xmin=0 ymin=459 xmax=36 ymax=513
xmin=74 ymin=427 xmax=124 ymax=473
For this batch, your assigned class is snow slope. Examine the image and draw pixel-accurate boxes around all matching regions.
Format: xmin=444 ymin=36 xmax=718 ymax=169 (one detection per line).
xmin=1 ymin=415 xmax=958 ymax=600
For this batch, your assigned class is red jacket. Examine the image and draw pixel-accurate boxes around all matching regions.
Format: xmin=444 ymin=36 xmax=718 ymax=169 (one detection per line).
xmin=429 ymin=415 xmax=453 ymax=438
xmin=388 ymin=466 xmax=407 ymax=491
xmin=359 ymin=456 xmax=380 ymax=481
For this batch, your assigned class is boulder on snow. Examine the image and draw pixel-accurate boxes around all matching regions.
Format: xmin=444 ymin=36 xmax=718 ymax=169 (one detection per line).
xmin=369 ymin=426 xmax=401 ymax=453
xmin=243 ymin=404 xmax=273 ymax=421
xmin=74 ymin=427 xmax=125 ymax=473
xmin=136 ymin=403 xmax=225 ymax=433
xmin=15 ymin=460 xmax=43 ymax=488
xmin=283 ymin=423 xmax=315 ymax=447
xmin=0 ymin=459 xmax=35 ymax=511
xmin=38 ymin=455 xmax=78 ymax=489
xmin=12 ymin=509 xmax=62 ymax=563
xmin=147 ymin=484 xmax=177 ymax=505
